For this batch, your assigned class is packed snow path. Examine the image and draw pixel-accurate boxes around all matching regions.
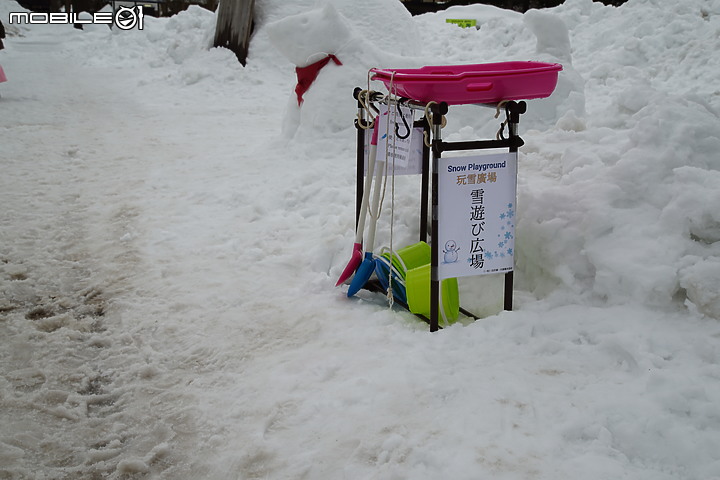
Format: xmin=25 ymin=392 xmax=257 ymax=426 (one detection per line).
xmin=0 ymin=26 xmax=307 ymax=478
xmin=2 ymin=2 xmax=720 ymax=479
xmin=0 ymin=31 xmax=220 ymax=477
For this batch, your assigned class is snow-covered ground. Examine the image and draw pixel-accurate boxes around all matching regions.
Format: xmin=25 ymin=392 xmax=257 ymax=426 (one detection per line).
xmin=1 ymin=0 xmax=720 ymax=478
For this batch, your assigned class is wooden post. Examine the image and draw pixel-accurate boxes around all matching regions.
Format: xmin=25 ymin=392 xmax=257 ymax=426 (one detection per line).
xmin=214 ymin=0 xmax=255 ymax=66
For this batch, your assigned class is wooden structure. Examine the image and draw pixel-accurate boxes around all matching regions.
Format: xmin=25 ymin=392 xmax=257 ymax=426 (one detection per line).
xmin=213 ymin=0 xmax=254 ymax=66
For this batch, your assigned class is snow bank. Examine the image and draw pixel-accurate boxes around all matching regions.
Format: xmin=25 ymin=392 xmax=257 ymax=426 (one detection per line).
xmin=262 ymin=0 xmax=421 ymax=138
xmin=0 ymin=1 xmax=29 ymax=37
xmin=508 ymin=0 xmax=720 ymax=318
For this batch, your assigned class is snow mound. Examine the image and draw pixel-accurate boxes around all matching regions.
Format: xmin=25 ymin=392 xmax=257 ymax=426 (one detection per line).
xmin=265 ymin=4 xmax=352 ymax=69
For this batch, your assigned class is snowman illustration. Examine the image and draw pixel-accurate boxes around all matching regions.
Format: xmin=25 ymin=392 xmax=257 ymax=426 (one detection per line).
xmin=443 ymin=240 xmax=459 ymax=264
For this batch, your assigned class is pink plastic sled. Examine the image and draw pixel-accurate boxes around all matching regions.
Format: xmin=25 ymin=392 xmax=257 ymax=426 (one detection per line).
xmin=370 ymin=61 xmax=562 ymax=105
xmin=0 ymin=65 xmax=7 ymax=83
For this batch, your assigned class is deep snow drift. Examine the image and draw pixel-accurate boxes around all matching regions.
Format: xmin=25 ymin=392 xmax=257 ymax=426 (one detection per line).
xmin=1 ymin=0 xmax=720 ymax=478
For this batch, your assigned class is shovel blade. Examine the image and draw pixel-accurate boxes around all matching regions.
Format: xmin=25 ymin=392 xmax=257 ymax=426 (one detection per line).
xmin=335 ymin=243 xmax=363 ymax=286
xmin=347 ymin=253 xmax=375 ymax=297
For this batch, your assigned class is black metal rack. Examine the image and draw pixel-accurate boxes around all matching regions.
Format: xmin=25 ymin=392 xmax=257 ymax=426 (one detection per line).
xmin=351 ymin=88 xmax=526 ymax=331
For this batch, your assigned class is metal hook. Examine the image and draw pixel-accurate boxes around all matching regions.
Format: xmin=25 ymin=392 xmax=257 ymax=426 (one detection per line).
xmin=495 ymin=100 xmax=509 ymax=141
xmin=496 ymin=119 xmax=507 ymax=141
xmin=394 ymin=109 xmax=411 ymax=139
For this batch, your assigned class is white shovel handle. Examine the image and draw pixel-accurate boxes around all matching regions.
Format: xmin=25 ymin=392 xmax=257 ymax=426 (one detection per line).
xmin=354 ymin=124 xmax=379 ymax=244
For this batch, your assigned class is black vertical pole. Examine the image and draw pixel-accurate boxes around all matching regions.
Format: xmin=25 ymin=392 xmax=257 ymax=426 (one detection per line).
xmin=419 ymin=120 xmax=430 ymax=243
xmin=354 ymin=88 xmax=365 ymax=229
xmin=430 ymin=102 xmax=448 ymax=332
xmin=504 ymin=101 xmax=526 ymax=312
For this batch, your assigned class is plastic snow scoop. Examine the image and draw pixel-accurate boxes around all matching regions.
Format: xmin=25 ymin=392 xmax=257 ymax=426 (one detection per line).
xmin=374 ymin=252 xmax=407 ymax=305
xmin=346 ymin=128 xmax=387 ymax=297
xmin=406 ymin=264 xmax=460 ymax=326
xmin=374 ymin=242 xmax=431 ymax=305
xmin=336 ymin=122 xmax=380 ymax=286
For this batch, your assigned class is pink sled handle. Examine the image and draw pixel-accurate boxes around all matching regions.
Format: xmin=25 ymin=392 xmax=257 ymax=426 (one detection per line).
xmin=466 ymin=82 xmax=492 ymax=92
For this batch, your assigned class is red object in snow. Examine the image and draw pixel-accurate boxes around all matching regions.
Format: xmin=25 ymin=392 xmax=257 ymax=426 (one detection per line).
xmin=295 ymin=54 xmax=342 ymax=106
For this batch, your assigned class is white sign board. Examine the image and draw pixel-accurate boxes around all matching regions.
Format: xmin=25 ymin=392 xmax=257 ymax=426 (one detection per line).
xmin=364 ymin=126 xmax=423 ymax=176
xmin=373 ymin=103 xmax=419 ymax=173
xmin=437 ymin=152 xmax=518 ymax=280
